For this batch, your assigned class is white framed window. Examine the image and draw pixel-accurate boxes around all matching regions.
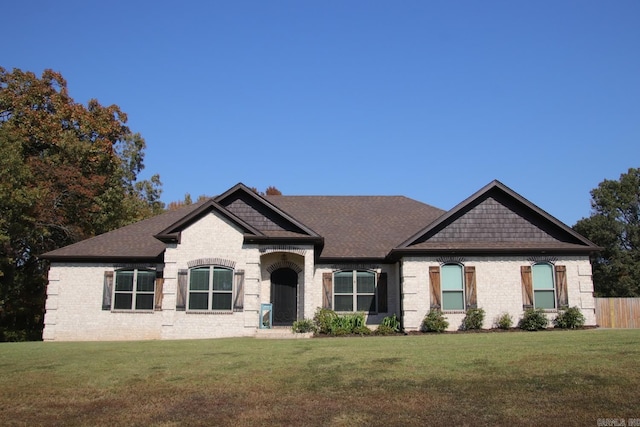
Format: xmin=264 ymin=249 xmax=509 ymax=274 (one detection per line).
xmin=333 ymin=270 xmax=376 ymax=313
xmin=441 ymin=264 xmax=464 ymax=311
xmin=113 ymin=269 xmax=156 ymax=310
xmin=532 ymin=263 xmax=556 ymax=309
xmin=188 ymin=266 xmax=234 ymax=311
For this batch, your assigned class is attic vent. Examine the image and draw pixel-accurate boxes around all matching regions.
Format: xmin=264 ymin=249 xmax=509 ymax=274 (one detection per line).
xmin=187 ymin=258 xmax=236 ymax=269
xmin=259 ymin=245 xmax=307 ymax=256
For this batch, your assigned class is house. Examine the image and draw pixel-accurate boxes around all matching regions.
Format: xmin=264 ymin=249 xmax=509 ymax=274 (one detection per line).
xmin=41 ymin=180 xmax=599 ymax=341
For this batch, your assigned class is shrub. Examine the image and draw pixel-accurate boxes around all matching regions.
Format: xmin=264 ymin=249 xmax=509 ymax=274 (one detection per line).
xmin=291 ymin=319 xmax=316 ymax=333
xmin=461 ymin=308 xmax=485 ymax=330
xmin=554 ymin=306 xmax=586 ymax=329
xmin=352 ymin=325 xmax=372 ymax=336
xmin=421 ymin=309 xmax=449 ymax=333
xmin=374 ymin=324 xmax=397 ymax=336
xmin=518 ymin=308 xmax=549 ymax=331
xmin=495 ymin=312 xmax=513 ymax=330
xmin=313 ymin=309 xmax=370 ymax=336
xmin=381 ymin=314 xmax=401 ymax=332
xmin=313 ymin=308 xmax=337 ymax=335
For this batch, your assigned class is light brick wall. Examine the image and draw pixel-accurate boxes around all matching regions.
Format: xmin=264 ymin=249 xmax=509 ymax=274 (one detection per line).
xmin=310 ymin=263 xmax=401 ymax=324
xmin=43 ymin=263 xmax=164 ymax=341
xmin=401 ymin=255 xmax=596 ymax=331
xmin=161 ymin=211 xmax=258 ymax=339
xmin=42 ymin=209 xmax=596 ymax=341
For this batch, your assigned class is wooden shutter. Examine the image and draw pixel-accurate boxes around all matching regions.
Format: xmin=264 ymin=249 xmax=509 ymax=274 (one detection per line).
xmin=464 ymin=266 xmax=477 ymax=309
xmin=233 ymin=270 xmax=245 ymax=311
xmin=429 ymin=266 xmax=441 ymax=309
xmin=154 ymin=271 xmax=164 ymax=311
xmin=521 ymin=265 xmax=534 ymax=309
xmin=176 ymin=269 xmax=188 ymax=311
xmin=322 ymin=272 xmax=332 ymax=309
xmin=555 ymin=265 xmax=568 ymax=308
xmin=102 ymin=271 xmax=114 ymax=310
xmin=377 ymin=272 xmax=388 ymax=313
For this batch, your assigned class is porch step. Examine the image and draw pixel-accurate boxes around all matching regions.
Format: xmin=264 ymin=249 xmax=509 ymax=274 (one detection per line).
xmin=255 ymin=327 xmax=313 ymax=339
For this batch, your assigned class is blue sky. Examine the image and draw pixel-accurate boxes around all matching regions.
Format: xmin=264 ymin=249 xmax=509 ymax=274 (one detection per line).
xmin=4 ymin=1 xmax=639 ymax=226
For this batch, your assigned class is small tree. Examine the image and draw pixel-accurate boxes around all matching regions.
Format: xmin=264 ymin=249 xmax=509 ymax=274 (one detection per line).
xmin=573 ymin=168 xmax=640 ymax=296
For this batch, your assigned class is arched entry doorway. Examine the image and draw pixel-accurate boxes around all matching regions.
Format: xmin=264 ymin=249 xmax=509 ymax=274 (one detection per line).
xmin=271 ymin=268 xmax=297 ymax=325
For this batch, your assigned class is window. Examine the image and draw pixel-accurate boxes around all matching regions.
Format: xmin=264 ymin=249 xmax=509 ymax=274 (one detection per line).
xmin=532 ymin=263 xmax=556 ymax=309
xmin=441 ymin=264 xmax=464 ymax=310
xmin=333 ymin=270 xmax=376 ymax=312
xmin=113 ymin=269 xmax=156 ymax=310
xmin=188 ymin=266 xmax=233 ymax=311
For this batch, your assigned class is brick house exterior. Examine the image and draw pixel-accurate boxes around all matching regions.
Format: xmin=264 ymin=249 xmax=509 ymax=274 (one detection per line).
xmin=41 ymin=181 xmax=599 ymax=341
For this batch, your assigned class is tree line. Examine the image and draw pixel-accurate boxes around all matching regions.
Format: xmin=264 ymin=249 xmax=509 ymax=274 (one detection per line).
xmin=0 ymin=67 xmax=637 ymax=340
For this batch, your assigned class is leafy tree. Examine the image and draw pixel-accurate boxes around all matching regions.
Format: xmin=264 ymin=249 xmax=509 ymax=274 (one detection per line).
xmin=265 ymin=186 xmax=282 ymax=196
xmin=250 ymin=186 xmax=282 ymax=196
xmin=573 ymin=168 xmax=640 ymax=296
xmin=167 ymin=193 xmax=212 ymax=211
xmin=0 ymin=67 xmax=163 ymax=340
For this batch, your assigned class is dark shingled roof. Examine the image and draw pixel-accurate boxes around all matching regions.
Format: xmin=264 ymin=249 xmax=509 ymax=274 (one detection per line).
xmin=42 ymin=200 xmax=208 ymax=261
xmin=394 ymin=180 xmax=600 ymax=256
xmin=42 ymin=181 xmax=600 ymax=262
xmin=265 ymin=196 xmax=445 ymax=259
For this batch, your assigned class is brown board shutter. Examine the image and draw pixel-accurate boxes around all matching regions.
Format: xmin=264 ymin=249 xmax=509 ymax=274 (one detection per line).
xmin=154 ymin=271 xmax=164 ymax=311
xmin=233 ymin=270 xmax=245 ymax=311
xmin=322 ymin=272 xmax=333 ymax=309
xmin=429 ymin=266 xmax=441 ymax=309
xmin=102 ymin=271 xmax=114 ymax=310
xmin=176 ymin=269 xmax=188 ymax=311
xmin=521 ymin=265 xmax=534 ymax=309
xmin=555 ymin=265 xmax=568 ymax=308
xmin=377 ymin=272 xmax=388 ymax=313
xmin=464 ymin=266 xmax=477 ymax=309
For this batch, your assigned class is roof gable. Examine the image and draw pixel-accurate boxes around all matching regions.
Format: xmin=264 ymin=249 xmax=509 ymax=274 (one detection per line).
xmin=215 ymin=183 xmax=321 ymax=239
xmin=396 ymin=180 xmax=599 ymax=254
xmin=154 ymin=198 xmax=264 ymax=242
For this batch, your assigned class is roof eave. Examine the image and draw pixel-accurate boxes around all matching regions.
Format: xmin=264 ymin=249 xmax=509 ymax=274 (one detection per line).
xmin=244 ymin=235 xmax=324 ymax=245
xmin=317 ymin=256 xmax=390 ymax=265
xmin=389 ymin=245 xmax=601 ymax=260
xmin=40 ymin=254 xmax=164 ymax=263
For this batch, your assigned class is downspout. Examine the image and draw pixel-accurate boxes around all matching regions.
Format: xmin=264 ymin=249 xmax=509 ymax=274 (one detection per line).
xmin=397 ymin=260 xmax=405 ymax=333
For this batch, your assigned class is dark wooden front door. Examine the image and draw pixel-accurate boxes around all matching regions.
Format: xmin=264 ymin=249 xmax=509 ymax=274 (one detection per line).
xmin=271 ymin=268 xmax=297 ymax=325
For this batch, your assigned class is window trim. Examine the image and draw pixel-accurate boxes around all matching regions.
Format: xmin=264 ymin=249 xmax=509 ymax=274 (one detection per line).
xmin=333 ymin=269 xmax=377 ymax=313
xmin=112 ymin=268 xmax=156 ymax=311
xmin=187 ymin=265 xmax=234 ymax=312
xmin=532 ymin=262 xmax=556 ymax=310
xmin=441 ymin=263 xmax=465 ymax=312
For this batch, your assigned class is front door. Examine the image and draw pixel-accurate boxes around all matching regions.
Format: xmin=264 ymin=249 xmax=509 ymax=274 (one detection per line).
xmin=271 ymin=268 xmax=297 ymax=326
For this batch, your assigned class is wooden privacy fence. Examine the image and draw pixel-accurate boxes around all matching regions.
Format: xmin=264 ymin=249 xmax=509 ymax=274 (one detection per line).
xmin=595 ymin=298 xmax=640 ymax=328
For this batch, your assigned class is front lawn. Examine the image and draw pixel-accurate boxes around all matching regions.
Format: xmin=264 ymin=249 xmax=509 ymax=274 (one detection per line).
xmin=0 ymin=329 xmax=638 ymax=426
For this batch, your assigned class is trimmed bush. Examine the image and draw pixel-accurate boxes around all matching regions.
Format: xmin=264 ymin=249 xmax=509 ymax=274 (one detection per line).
xmin=495 ymin=312 xmax=513 ymax=330
xmin=461 ymin=308 xmax=485 ymax=330
xmin=421 ymin=309 xmax=449 ymax=333
xmin=312 ymin=309 xmax=371 ymax=336
xmin=554 ymin=306 xmax=586 ymax=329
xmin=518 ymin=308 xmax=549 ymax=331
xmin=374 ymin=324 xmax=397 ymax=336
xmin=291 ymin=319 xmax=316 ymax=333
xmin=313 ymin=308 xmax=337 ymax=335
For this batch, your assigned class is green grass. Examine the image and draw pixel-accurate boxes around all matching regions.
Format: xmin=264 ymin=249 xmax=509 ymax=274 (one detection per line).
xmin=1 ymin=330 xmax=639 ymax=426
